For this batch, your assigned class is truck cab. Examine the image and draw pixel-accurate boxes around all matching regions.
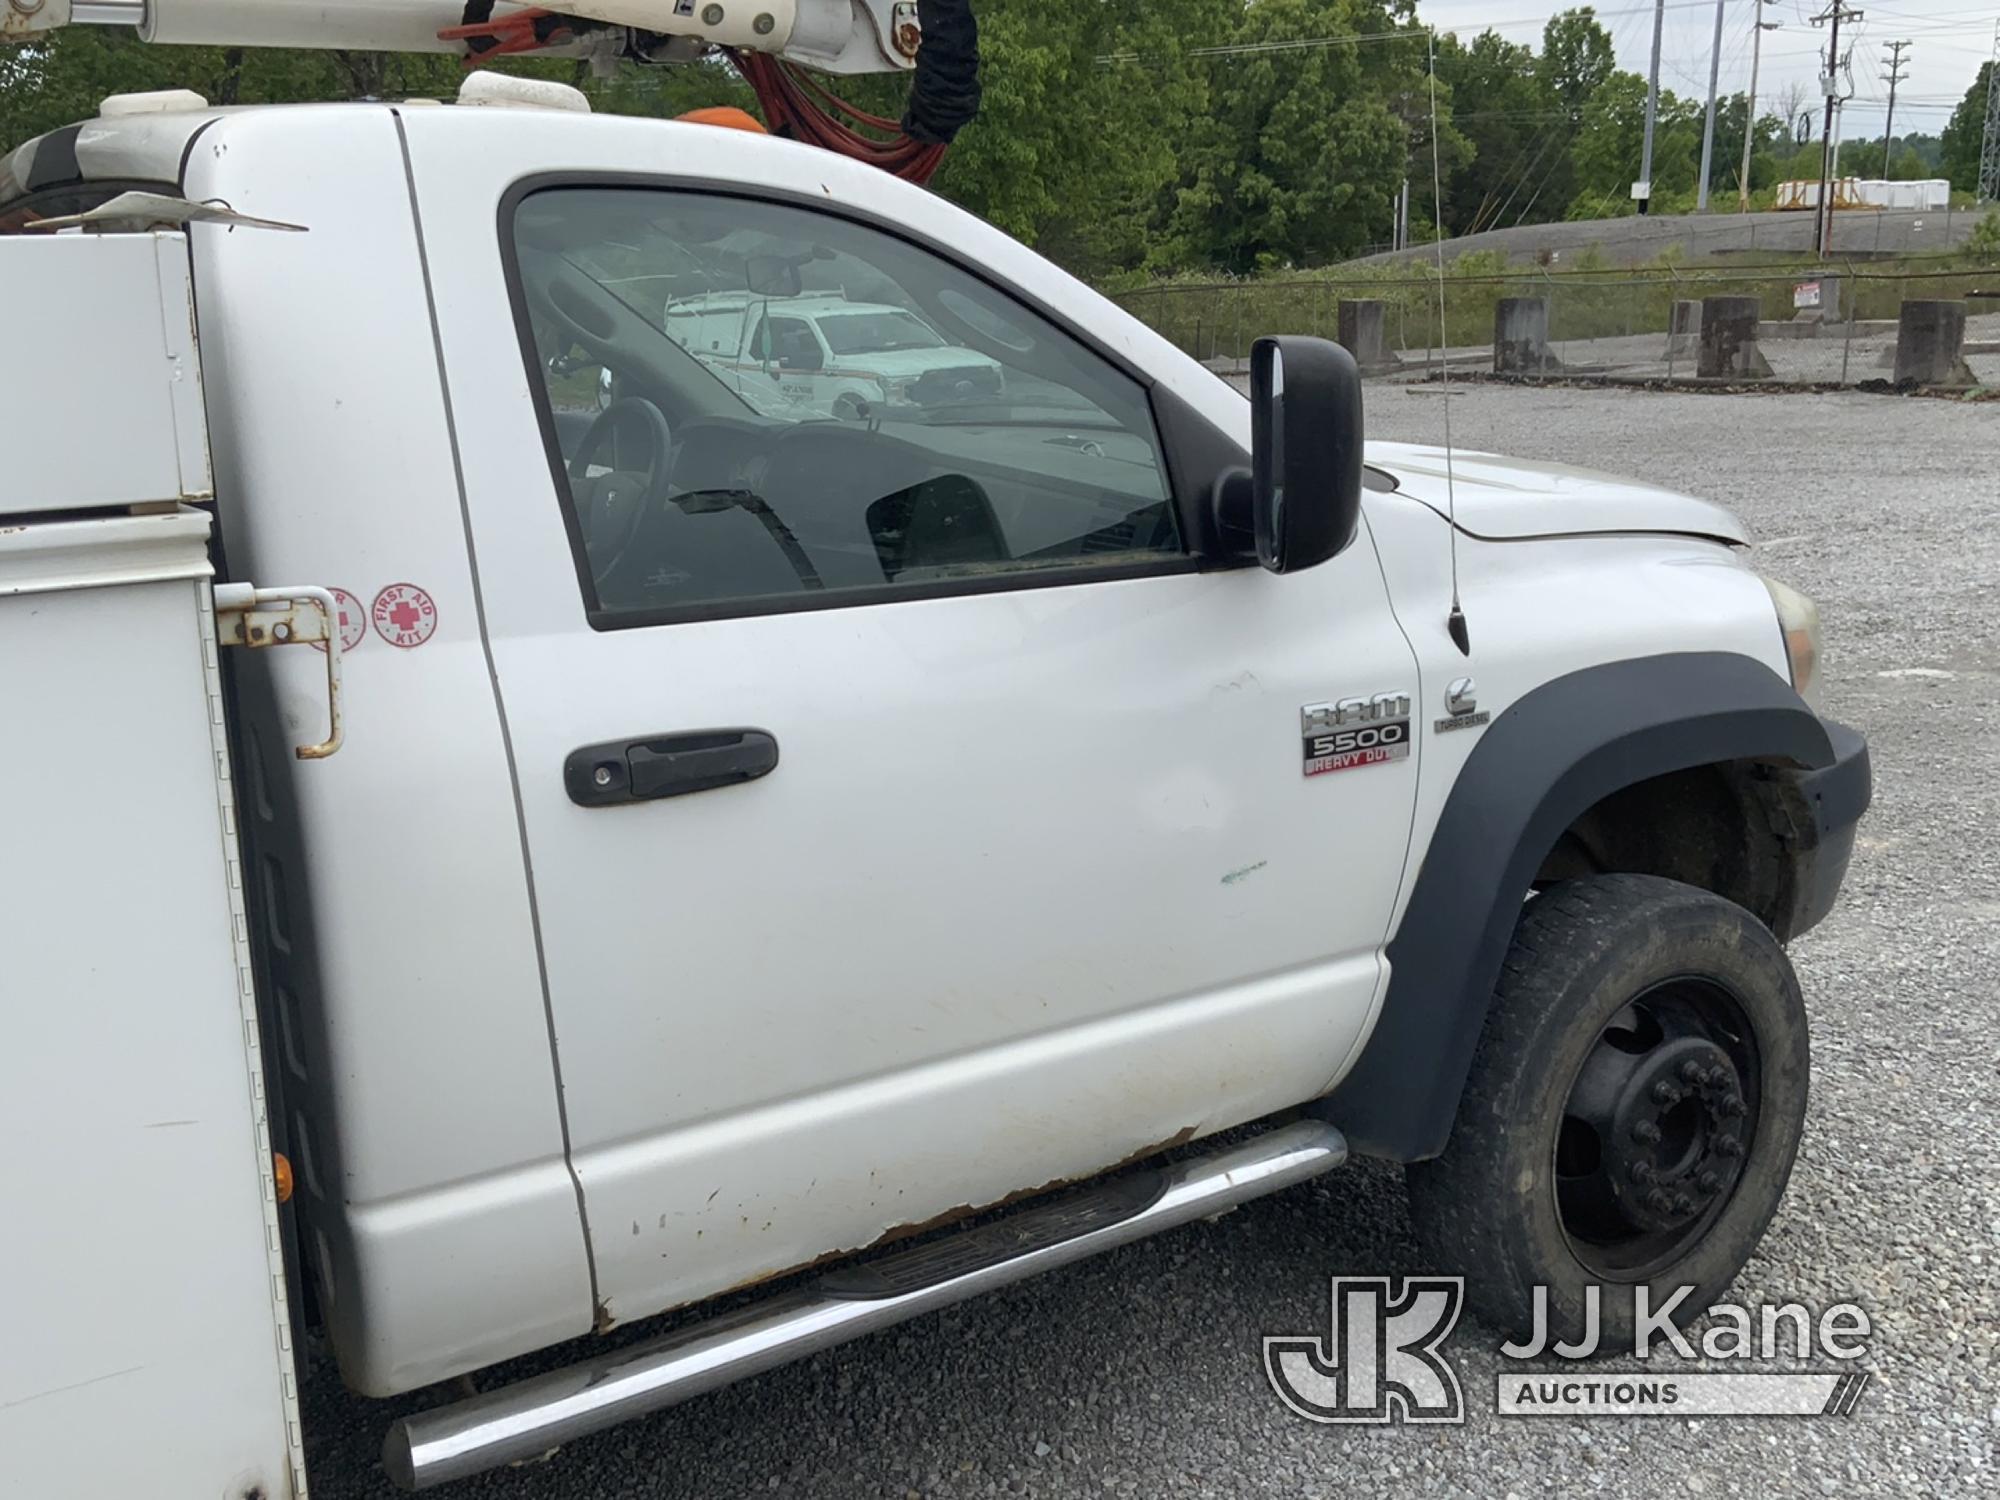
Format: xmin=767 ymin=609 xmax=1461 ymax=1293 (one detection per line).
xmin=2 ymin=81 xmax=1868 ymax=1494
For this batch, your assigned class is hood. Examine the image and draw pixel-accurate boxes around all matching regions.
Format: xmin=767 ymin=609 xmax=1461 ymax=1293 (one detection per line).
xmin=1368 ymin=441 xmax=1750 ymax=544
xmin=855 ymin=347 xmax=1004 ymax=378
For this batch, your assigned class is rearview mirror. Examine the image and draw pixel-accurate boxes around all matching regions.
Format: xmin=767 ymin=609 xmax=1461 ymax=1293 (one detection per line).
xmin=1248 ymin=335 xmax=1364 ymax=573
xmin=746 ymin=254 xmax=802 ymax=298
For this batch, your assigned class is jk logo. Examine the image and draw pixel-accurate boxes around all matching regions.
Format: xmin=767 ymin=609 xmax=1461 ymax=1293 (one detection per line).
xmin=1264 ymin=1277 xmax=1466 ymax=1424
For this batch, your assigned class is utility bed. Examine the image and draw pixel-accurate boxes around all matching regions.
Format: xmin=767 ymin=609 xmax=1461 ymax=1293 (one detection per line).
xmin=0 ymin=227 xmax=307 ymax=1500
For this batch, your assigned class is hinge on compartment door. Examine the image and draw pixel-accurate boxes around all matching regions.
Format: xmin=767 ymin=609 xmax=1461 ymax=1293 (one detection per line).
xmin=214 ymin=583 xmax=344 ymax=760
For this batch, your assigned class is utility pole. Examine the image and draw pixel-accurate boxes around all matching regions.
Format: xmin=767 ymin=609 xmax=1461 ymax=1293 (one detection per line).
xmin=1697 ymin=0 xmax=1727 ymax=211
xmin=1637 ymin=0 xmax=1667 ymax=215
xmin=1981 ymin=22 xmax=2000 ymax=203
xmin=1879 ymin=41 xmax=1910 ymax=179
xmin=1813 ymin=2 xmax=1860 ymax=259
xmin=1739 ymin=1 xmax=1781 ymax=212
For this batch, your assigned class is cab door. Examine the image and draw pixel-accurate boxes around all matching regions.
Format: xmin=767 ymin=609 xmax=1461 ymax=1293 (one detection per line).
xmin=431 ymin=169 xmax=1420 ymax=1330
xmin=763 ymin=312 xmax=828 ymax=411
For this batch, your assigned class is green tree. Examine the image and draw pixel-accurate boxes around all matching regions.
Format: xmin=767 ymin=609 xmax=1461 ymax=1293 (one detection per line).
xmin=1435 ymin=29 xmax=1550 ymax=236
xmin=1705 ymin=92 xmax=1785 ymax=198
xmin=1537 ymin=7 xmax=1615 ymax=122
xmin=1565 ymin=71 xmax=1698 ymax=215
xmin=1773 ymin=138 xmax=1825 ymax=189
xmin=1890 ymin=132 xmax=1943 ymax=175
xmin=928 ymin=0 xmax=1225 ymax=276
xmin=10 ymin=0 xmax=1839 ymax=275
xmin=1966 ymin=206 xmax=2000 ymax=257
xmin=0 ymin=27 xmax=748 ymax=153
xmin=1526 ymin=8 xmax=1617 ymax=222
xmin=1940 ymin=62 xmax=1994 ymax=193
xmin=1170 ymin=0 xmax=1457 ymax=271
xmin=1876 ymin=138 xmax=1925 ymax=181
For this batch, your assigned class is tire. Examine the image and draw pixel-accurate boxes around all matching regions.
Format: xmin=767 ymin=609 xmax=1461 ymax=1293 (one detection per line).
xmin=1405 ymin=873 xmax=1809 ymax=1348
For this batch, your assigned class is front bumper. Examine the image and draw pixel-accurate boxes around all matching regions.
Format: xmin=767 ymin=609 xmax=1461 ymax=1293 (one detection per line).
xmin=1767 ymin=718 xmax=1871 ymax=939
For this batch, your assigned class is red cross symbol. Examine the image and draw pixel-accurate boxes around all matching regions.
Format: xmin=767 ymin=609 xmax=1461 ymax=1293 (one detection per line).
xmin=371 ymin=583 xmax=438 ymax=648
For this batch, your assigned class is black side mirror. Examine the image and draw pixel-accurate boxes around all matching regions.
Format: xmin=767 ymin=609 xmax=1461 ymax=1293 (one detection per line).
xmin=1247 ymin=335 xmax=1364 ymax=573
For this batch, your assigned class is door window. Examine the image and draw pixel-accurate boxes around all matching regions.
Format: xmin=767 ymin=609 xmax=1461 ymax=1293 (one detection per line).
xmin=508 ymin=186 xmax=1185 ymax=624
xmin=765 ymin=317 xmax=823 ymax=371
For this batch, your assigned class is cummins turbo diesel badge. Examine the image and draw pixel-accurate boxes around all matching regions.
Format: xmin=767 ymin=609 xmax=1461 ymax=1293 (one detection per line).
xmin=1302 ymin=693 xmax=1412 ymax=776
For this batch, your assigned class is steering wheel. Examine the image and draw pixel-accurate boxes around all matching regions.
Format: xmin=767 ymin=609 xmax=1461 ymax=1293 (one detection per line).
xmin=567 ymin=397 xmax=673 ymax=576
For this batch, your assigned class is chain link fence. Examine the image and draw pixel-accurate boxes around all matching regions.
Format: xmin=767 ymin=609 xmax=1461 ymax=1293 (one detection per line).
xmin=1112 ymin=263 xmax=2000 ymax=390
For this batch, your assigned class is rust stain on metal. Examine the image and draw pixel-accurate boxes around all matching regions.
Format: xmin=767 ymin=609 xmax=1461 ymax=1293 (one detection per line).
xmin=857 ymin=1126 xmax=1199 ymax=1253
xmin=297 ymin=648 xmax=342 ymax=760
xmin=216 ymin=590 xmax=343 ymax=758
xmin=890 ymin=1 xmax=921 ymax=58
xmin=1 ymin=0 xmax=53 ymax=46
xmin=692 ymin=1126 xmax=1204 ymax=1309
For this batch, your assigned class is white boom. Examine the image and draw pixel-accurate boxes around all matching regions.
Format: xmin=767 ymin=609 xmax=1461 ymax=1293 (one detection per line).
xmin=4 ymin=0 xmax=917 ymax=74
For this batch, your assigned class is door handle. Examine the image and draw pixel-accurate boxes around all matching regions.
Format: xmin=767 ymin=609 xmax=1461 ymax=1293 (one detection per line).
xmin=565 ymin=729 xmax=779 ymax=807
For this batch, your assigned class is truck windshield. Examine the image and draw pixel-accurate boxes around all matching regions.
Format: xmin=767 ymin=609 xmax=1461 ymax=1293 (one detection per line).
xmin=817 ymin=311 xmax=945 ymax=355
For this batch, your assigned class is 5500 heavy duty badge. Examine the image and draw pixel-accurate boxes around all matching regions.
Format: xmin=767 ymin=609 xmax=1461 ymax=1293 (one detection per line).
xmin=1302 ymin=693 xmax=1412 ymax=777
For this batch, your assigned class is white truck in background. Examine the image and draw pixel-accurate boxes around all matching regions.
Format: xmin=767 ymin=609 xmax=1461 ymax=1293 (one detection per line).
xmin=2 ymin=9 xmax=1870 ymax=1497
xmin=664 ymin=292 xmax=1005 ymax=420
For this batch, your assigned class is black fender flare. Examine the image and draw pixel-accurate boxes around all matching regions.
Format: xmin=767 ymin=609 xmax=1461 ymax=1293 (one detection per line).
xmin=1314 ymin=651 xmax=1833 ymax=1162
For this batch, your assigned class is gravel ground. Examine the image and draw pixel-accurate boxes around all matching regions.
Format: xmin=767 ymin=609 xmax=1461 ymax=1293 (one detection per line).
xmin=302 ymin=387 xmax=1999 ymax=1499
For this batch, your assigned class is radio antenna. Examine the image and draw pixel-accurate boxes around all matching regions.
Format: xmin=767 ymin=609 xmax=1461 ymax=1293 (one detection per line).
xmin=1427 ymin=26 xmax=1471 ymax=656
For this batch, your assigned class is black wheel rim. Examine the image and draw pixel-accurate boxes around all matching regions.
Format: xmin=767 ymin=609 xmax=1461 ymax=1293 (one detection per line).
xmin=1552 ymin=976 xmax=1763 ymax=1280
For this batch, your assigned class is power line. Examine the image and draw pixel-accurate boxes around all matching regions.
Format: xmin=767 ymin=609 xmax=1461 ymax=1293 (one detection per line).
xmin=1810 ymin=1 xmax=1863 ymax=257
xmin=1638 ymin=0 xmax=1669 ymax=215
xmin=1475 ymin=1 xmax=1652 ymax=232
xmin=1492 ymin=0 xmax=1654 ymax=227
xmin=1878 ymin=38 xmax=1910 ymax=176
xmin=1740 ymin=0 xmax=1780 ymax=212
xmin=1094 ymin=0 xmax=1744 ymax=67
xmin=1981 ymin=21 xmax=2000 ymax=201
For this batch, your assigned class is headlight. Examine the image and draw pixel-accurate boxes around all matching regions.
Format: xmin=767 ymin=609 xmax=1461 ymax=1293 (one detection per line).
xmin=1760 ymin=575 xmax=1822 ymax=707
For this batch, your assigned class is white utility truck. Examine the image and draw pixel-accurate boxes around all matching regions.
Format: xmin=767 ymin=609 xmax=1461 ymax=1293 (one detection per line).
xmin=2 ymin=4 xmax=1870 ymax=1495
xmin=663 ymin=293 xmax=1006 ymax=420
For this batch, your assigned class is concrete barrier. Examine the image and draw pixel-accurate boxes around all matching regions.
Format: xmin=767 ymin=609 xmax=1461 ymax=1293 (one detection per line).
xmin=1892 ymin=299 xmax=1977 ymax=388
xmin=1697 ymin=296 xmax=1773 ymax=379
xmin=1337 ymin=299 xmax=1401 ymax=374
xmin=1666 ymin=299 xmax=1701 ymax=359
xmin=1493 ymin=297 xmax=1559 ymax=375
xmin=1790 ymin=273 xmax=1843 ymax=325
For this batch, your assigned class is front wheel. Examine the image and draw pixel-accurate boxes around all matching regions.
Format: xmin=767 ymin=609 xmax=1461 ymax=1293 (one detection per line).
xmin=1406 ymin=874 xmax=1810 ymax=1347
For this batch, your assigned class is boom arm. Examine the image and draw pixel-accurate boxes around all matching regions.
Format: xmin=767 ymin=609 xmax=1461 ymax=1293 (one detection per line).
xmin=5 ymin=0 xmax=919 ymax=75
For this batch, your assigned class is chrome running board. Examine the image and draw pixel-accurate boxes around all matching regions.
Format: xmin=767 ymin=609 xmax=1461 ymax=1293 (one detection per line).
xmin=384 ymin=1121 xmax=1346 ymax=1489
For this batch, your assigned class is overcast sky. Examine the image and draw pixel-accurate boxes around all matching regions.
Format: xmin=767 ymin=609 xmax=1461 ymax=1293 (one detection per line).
xmin=1417 ymin=0 xmax=1994 ymax=150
